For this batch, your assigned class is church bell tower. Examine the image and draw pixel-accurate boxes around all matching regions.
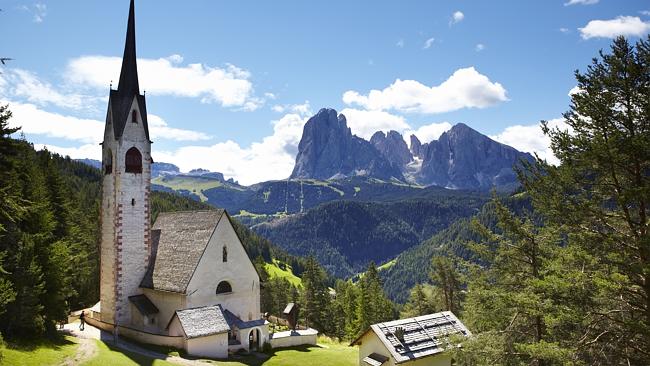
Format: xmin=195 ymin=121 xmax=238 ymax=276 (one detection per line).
xmin=100 ymin=0 xmax=152 ymax=326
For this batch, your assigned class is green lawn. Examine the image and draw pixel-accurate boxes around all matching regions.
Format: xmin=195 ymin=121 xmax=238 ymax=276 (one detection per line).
xmin=202 ymin=338 xmax=357 ymax=366
xmin=2 ymin=335 xmax=357 ymax=366
xmin=265 ymin=259 xmax=302 ymax=287
xmin=1 ymin=335 xmax=79 ymax=366
xmin=81 ymin=340 xmax=176 ymax=366
xmin=152 ymin=175 xmax=246 ymax=201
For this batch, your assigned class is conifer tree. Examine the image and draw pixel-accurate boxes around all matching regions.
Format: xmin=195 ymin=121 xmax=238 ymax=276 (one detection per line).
xmin=518 ymin=36 xmax=650 ymax=364
xmin=430 ymin=255 xmax=463 ymax=314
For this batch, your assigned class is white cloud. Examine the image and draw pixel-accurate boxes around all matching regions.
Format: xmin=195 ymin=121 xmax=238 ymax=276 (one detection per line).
xmin=20 ymin=3 xmax=47 ymax=23
xmin=564 ymin=0 xmax=598 ymax=6
xmin=396 ymin=39 xmax=405 ymax=48
xmin=450 ymin=11 xmax=464 ymax=25
xmin=405 ymin=122 xmax=453 ymax=145
xmin=490 ymin=118 xmax=571 ymax=165
xmin=559 ymin=27 xmax=570 ymax=33
xmin=340 ymin=108 xmax=410 ymax=140
xmin=6 ymin=101 xmax=104 ymax=143
xmin=568 ymin=86 xmax=583 ymax=96
xmin=3 ymin=69 xmax=103 ymax=110
xmin=579 ymin=16 xmax=650 ymax=39
xmin=34 ymin=143 xmax=101 ymax=160
xmin=148 ymin=114 xmax=211 ymax=141
xmin=271 ymin=101 xmax=312 ymax=116
xmin=423 ymin=37 xmax=435 ymax=49
xmin=2 ymin=99 xmax=210 ymax=143
xmin=475 ymin=43 xmax=486 ymax=52
xmin=66 ymin=55 xmax=263 ymax=110
xmin=342 ymin=67 xmax=508 ymax=114
xmin=641 ymin=11 xmax=650 ymax=16
xmin=154 ymin=113 xmax=308 ymax=185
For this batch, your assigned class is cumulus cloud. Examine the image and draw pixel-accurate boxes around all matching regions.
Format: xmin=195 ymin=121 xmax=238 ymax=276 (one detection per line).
xmin=34 ymin=143 xmax=101 ymax=160
xmin=423 ymin=37 xmax=435 ymax=49
xmin=66 ymin=55 xmax=263 ymax=110
xmin=490 ymin=118 xmax=571 ymax=165
xmin=342 ymin=67 xmax=508 ymax=114
xmin=2 ymin=99 xmax=210 ymax=144
xmin=271 ymin=101 xmax=312 ymax=116
xmin=340 ymin=108 xmax=410 ymax=140
xmin=153 ymin=113 xmax=308 ymax=185
xmin=579 ymin=16 xmax=650 ymax=39
xmin=475 ymin=43 xmax=486 ymax=52
xmin=405 ymin=122 xmax=453 ymax=145
xmin=564 ymin=0 xmax=598 ymax=6
xmin=450 ymin=11 xmax=464 ymax=25
xmin=3 ymin=69 xmax=103 ymax=110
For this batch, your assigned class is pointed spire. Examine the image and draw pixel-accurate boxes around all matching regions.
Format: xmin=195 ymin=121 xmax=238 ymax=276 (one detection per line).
xmin=117 ymin=0 xmax=139 ymax=94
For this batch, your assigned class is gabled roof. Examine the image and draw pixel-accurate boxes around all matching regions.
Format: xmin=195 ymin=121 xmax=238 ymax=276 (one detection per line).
xmin=140 ymin=210 xmax=225 ymax=293
xmin=128 ymin=294 xmax=159 ymax=316
xmin=351 ymin=311 xmax=471 ymax=364
xmin=171 ymin=305 xmax=230 ymax=339
xmin=222 ymin=308 xmax=267 ymax=330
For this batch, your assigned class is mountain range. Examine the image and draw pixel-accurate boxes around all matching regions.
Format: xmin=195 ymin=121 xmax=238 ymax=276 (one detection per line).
xmin=292 ymin=108 xmax=534 ymax=190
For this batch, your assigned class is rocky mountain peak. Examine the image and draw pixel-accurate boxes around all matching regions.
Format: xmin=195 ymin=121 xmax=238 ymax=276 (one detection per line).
xmin=370 ymin=130 xmax=412 ymax=170
xmin=290 ymin=109 xmax=403 ymax=181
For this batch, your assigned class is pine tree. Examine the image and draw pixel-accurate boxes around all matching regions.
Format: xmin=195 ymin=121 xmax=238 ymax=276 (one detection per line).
xmin=430 ymin=255 xmax=463 ymax=314
xmin=516 ymin=36 xmax=650 ymax=364
xmin=301 ymin=256 xmax=330 ymax=331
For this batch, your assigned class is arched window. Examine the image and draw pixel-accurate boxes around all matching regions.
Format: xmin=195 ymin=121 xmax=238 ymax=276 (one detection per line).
xmin=125 ymin=147 xmax=142 ymax=174
xmin=222 ymin=246 xmax=228 ymax=263
xmin=132 ymin=110 xmax=138 ymax=123
xmin=104 ymin=149 xmax=113 ymax=175
xmin=216 ymin=281 xmax=232 ymax=295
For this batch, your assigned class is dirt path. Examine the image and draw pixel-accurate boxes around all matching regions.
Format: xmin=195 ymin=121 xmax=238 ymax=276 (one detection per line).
xmin=59 ymin=322 xmax=214 ymax=366
xmin=60 ymin=337 xmax=97 ymax=366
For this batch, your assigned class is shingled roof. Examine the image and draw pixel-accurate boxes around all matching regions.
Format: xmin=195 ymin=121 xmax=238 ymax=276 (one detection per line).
xmin=128 ymin=294 xmax=159 ymax=316
xmin=351 ymin=311 xmax=471 ymax=364
xmin=140 ymin=210 xmax=225 ymax=293
xmin=172 ymin=305 xmax=230 ymax=339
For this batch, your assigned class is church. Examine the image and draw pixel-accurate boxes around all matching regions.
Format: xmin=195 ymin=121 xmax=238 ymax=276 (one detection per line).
xmin=90 ymin=0 xmax=269 ymax=359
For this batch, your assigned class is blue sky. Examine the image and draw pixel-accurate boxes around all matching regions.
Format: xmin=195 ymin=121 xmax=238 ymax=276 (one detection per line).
xmin=1 ymin=0 xmax=649 ymax=184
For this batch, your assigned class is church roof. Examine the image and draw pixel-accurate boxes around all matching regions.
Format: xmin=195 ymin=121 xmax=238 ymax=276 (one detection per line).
xmin=140 ymin=210 xmax=225 ymax=293
xmin=128 ymin=294 xmax=159 ymax=316
xmin=108 ymin=0 xmax=150 ymax=141
xmin=173 ymin=305 xmax=230 ymax=339
xmin=351 ymin=311 xmax=471 ymax=364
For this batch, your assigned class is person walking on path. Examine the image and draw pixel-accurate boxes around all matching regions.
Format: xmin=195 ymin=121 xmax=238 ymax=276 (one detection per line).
xmin=79 ymin=310 xmax=86 ymax=331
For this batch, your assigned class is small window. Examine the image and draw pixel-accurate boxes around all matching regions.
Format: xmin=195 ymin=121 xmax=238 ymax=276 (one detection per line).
xmin=131 ymin=198 xmax=135 ymax=206
xmin=216 ymin=281 xmax=232 ymax=294
xmin=132 ymin=110 xmax=138 ymax=123
xmin=125 ymin=147 xmax=142 ymax=174
xmin=223 ymin=246 xmax=228 ymax=263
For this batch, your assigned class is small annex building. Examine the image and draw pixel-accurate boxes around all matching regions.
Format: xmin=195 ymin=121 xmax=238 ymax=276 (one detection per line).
xmin=351 ymin=311 xmax=471 ymax=366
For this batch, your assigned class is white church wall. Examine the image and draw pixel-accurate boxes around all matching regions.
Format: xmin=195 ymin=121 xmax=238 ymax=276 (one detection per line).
xmin=99 ymin=112 xmax=117 ymax=324
xmin=113 ymin=97 xmax=152 ymax=326
xmin=142 ymin=288 xmax=186 ymax=333
xmin=185 ymin=215 xmax=261 ymax=321
xmin=186 ymin=333 xmax=228 ymax=359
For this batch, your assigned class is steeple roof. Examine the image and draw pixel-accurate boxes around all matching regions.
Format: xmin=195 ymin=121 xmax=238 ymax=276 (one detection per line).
xmin=117 ymin=0 xmax=139 ymax=95
xmin=108 ymin=0 xmax=150 ymax=141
